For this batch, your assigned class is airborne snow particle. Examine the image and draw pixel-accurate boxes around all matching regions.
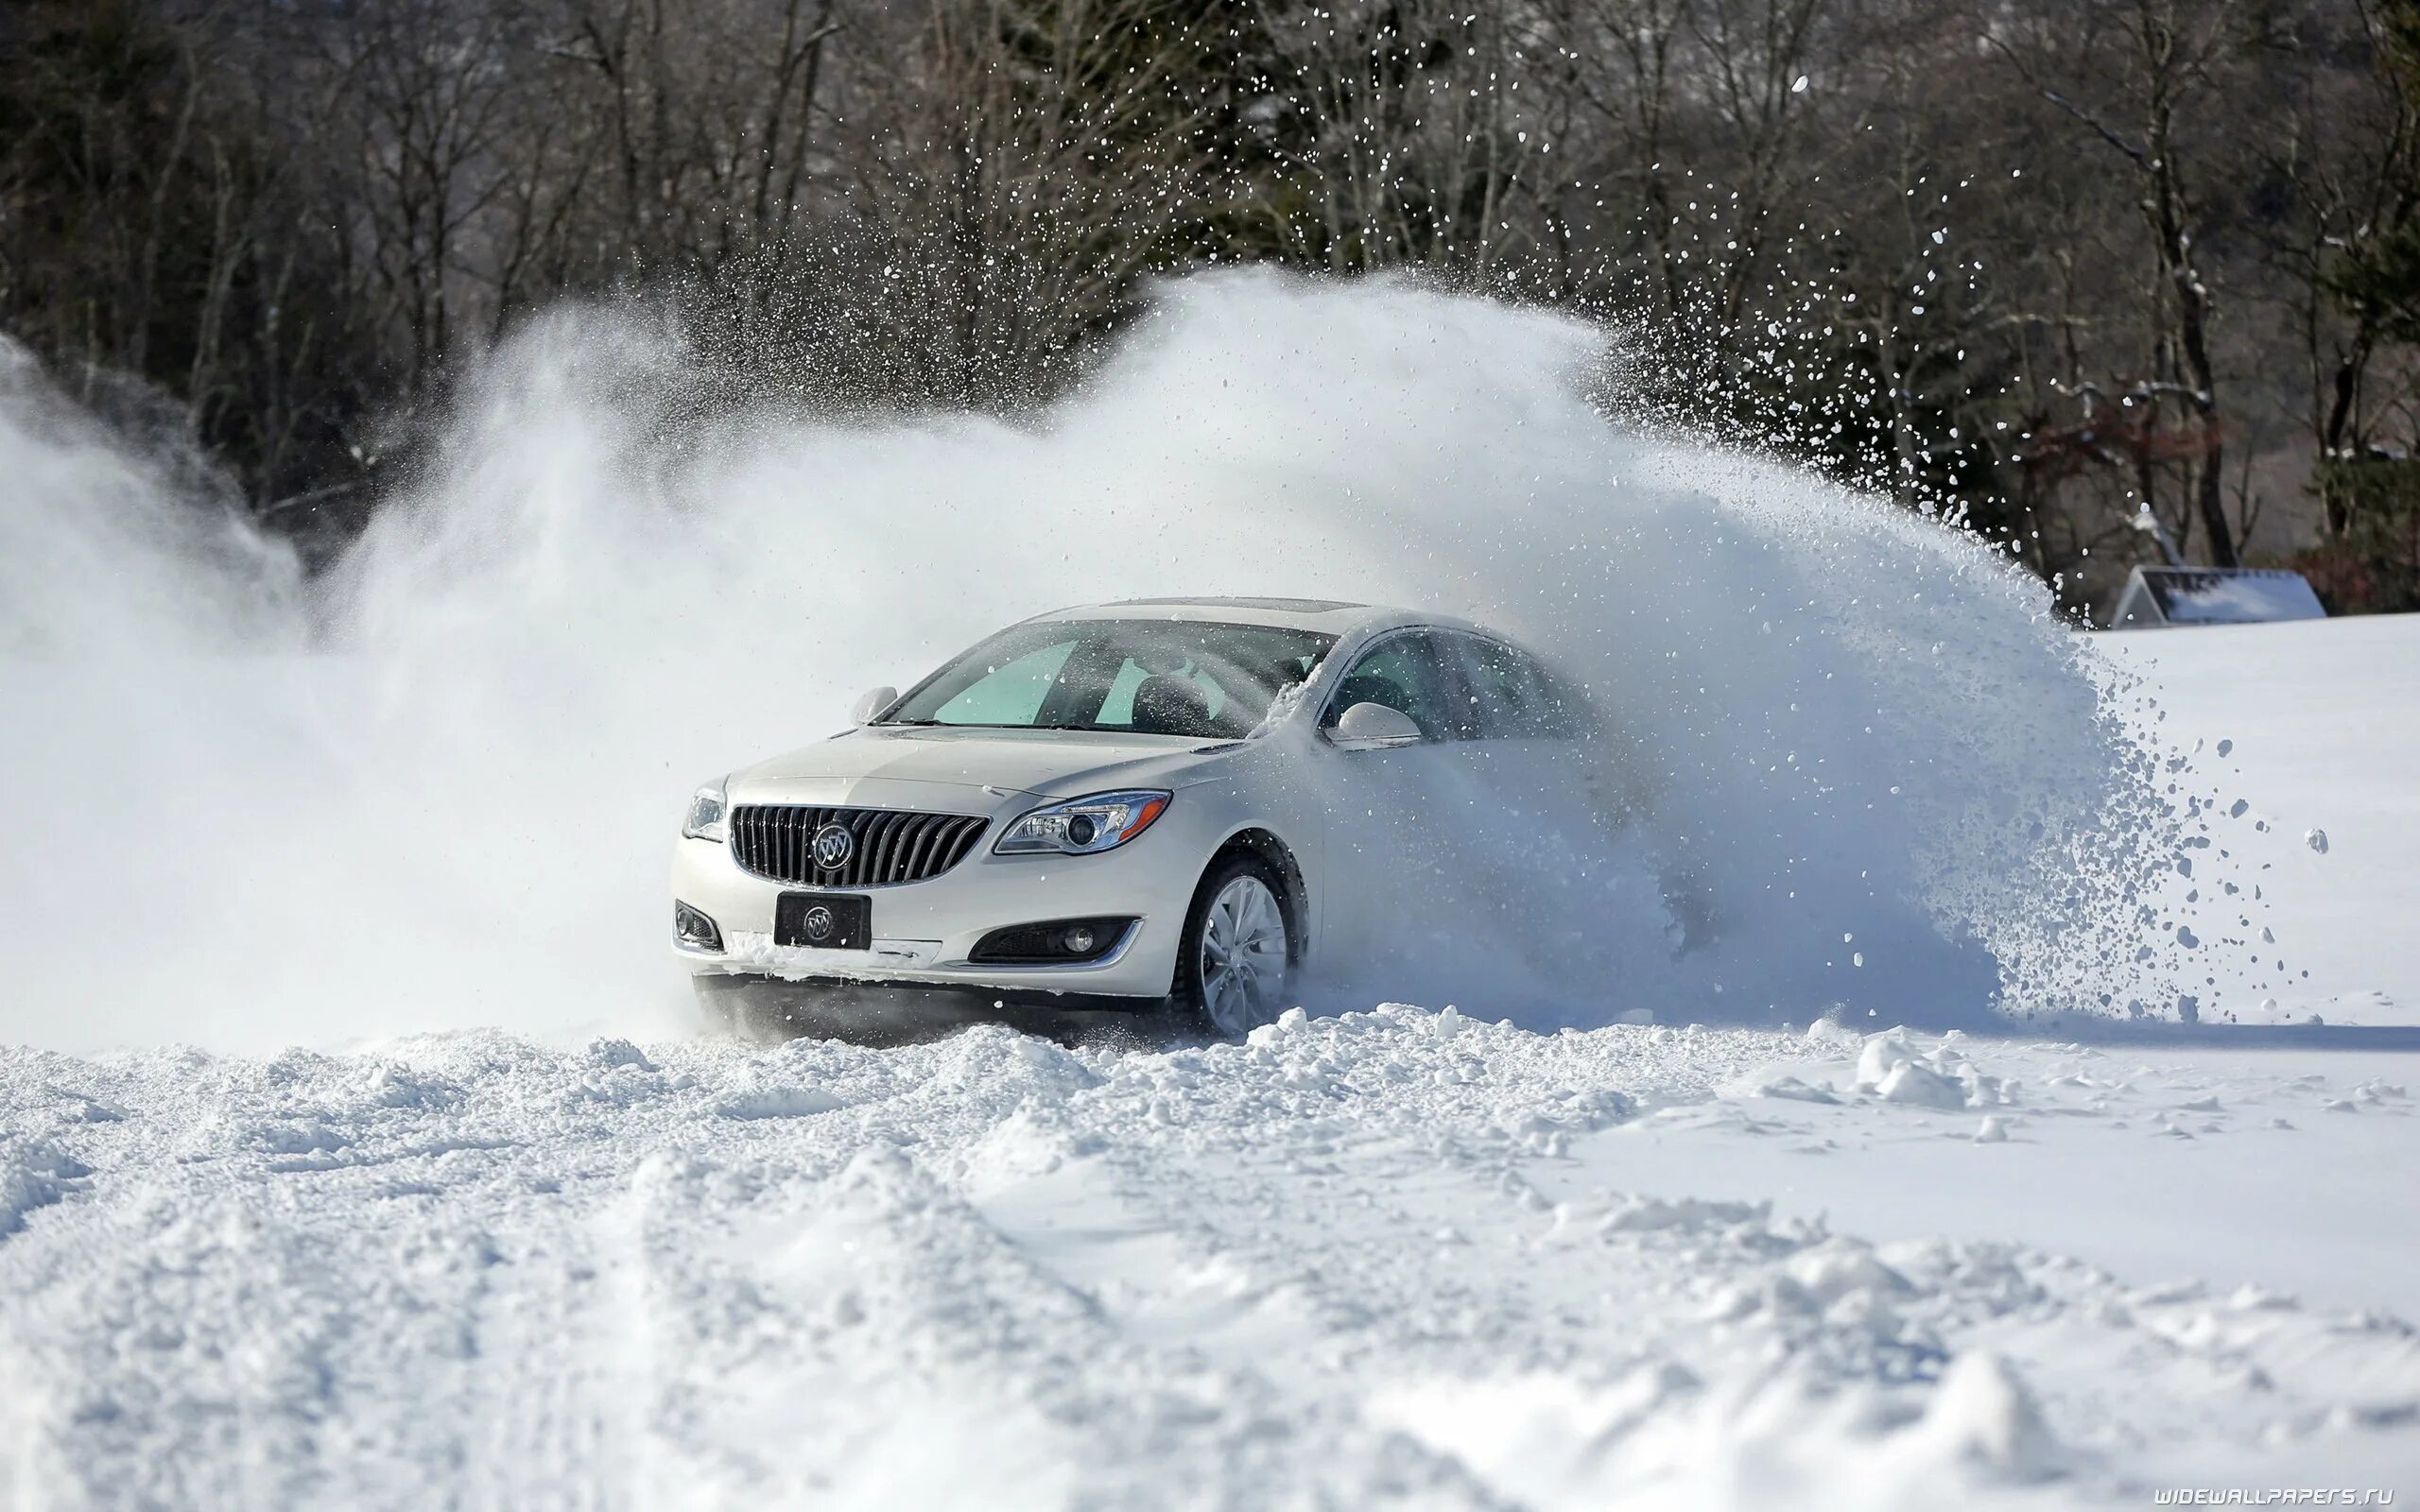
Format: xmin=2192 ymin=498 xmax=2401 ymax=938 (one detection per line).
xmin=2304 ymin=828 xmax=2329 ymax=855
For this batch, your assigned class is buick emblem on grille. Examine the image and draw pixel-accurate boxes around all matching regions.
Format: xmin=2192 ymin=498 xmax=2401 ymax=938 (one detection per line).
xmin=811 ymin=823 xmax=854 ymax=870
xmin=801 ymin=904 xmax=836 ymax=942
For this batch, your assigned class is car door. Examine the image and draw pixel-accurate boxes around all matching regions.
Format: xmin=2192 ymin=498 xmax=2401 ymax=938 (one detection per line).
xmin=1312 ymin=629 xmax=1467 ymax=976
xmin=1436 ymin=630 xmax=1661 ymax=971
xmin=1435 ymin=631 xmax=1592 ymax=820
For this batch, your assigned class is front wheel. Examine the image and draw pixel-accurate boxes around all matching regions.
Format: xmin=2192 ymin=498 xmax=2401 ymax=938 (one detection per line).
xmin=1178 ymin=857 xmax=1295 ymax=1037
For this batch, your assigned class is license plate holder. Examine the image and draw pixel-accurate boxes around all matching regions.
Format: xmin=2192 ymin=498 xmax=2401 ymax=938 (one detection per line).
xmin=774 ymin=892 xmax=873 ymax=950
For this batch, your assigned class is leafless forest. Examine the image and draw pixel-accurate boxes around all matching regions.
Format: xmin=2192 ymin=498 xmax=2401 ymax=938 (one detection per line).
xmin=4 ymin=0 xmax=2417 ymax=613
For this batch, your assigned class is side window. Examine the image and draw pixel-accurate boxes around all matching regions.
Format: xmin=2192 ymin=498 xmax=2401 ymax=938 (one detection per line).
xmin=1320 ymin=633 xmax=1455 ymax=741
xmin=932 ymin=640 xmax=1078 ymax=725
xmin=1450 ymin=635 xmax=1582 ymax=739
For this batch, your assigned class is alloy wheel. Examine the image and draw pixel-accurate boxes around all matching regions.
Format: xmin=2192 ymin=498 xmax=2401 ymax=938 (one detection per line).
xmin=1200 ymin=873 xmax=1288 ymax=1036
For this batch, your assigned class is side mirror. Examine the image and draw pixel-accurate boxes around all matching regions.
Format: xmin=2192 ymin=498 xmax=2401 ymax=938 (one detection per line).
xmin=849 ymin=686 xmax=899 ymax=726
xmin=1329 ymin=701 xmax=1424 ymax=751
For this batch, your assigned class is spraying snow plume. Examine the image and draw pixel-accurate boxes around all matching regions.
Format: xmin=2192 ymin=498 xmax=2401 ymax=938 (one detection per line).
xmin=0 ymin=272 xmax=2261 ymax=1053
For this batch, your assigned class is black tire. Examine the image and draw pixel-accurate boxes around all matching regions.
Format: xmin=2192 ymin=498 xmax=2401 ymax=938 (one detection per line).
xmin=1175 ymin=852 xmax=1297 ymax=1037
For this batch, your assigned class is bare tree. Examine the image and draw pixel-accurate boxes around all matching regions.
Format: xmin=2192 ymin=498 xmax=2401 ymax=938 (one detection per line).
xmin=1996 ymin=0 xmax=2253 ymax=566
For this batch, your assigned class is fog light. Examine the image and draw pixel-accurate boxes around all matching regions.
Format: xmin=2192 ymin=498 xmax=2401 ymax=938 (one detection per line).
xmin=673 ymin=901 xmax=723 ymax=953
xmin=967 ymin=917 xmax=1134 ymax=965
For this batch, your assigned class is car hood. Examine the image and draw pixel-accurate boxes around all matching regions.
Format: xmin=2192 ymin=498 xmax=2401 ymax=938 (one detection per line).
xmin=730 ymin=725 xmax=1236 ymax=806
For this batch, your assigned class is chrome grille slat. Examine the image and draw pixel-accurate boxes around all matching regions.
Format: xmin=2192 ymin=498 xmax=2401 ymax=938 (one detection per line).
xmin=909 ymin=815 xmax=941 ymax=881
xmin=926 ymin=817 xmax=958 ymax=877
xmin=836 ymin=811 xmax=860 ymax=886
xmin=858 ymin=813 xmax=886 ymax=887
xmin=861 ymin=811 xmax=889 ymax=887
xmin=871 ymin=816 xmax=900 ymax=883
xmin=943 ymin=816 xmax=978 ymax=872
xmin=729 ymin=803 xmax=989 ymax=888
xmin=865 ymin=811 xmax=899 ymax=886
xmin=921 ymin=816 xmax=953 ymax=879
xmin=877 ymin=812 xmax=912 ymax=884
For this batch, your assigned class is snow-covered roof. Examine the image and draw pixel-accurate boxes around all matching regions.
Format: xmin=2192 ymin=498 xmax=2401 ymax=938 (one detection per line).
xmin=2109 ymin=566 xmax=2326 ymax=628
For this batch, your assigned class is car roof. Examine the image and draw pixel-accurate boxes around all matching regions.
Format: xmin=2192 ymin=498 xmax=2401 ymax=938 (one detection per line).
xmin=1033 ymin=597 xmax=1472 ymax=634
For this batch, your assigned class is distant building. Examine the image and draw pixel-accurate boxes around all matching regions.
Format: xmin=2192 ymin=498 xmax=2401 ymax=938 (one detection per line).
xmin=2107 ymin=566 xmax=2327 ymax=629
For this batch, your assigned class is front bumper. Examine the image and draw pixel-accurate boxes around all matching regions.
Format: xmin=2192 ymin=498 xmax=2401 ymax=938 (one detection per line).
xmin=691 ymin=971 xmax=1180 ymax=1047
xmin=668 ymin=816 xmax=1198 ymax=1005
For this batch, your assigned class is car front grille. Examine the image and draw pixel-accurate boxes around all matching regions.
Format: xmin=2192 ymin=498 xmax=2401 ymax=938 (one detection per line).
xmin=730 ymin=804 xmax=990 ymax=888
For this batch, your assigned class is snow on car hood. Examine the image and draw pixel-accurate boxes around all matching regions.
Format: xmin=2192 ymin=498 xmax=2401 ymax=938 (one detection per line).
xmin=731 ymin=724 xmax=1235 ymax=805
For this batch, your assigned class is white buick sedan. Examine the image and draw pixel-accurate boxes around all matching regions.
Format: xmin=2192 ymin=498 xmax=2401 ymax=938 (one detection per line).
xmin=670 ymin=597 xmax=1593 ymax=1037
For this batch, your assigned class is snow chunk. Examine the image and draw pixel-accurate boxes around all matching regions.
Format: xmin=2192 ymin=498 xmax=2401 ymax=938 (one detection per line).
xmin=356 ymin=1062 xmax=460 ymax=1110
xmin=1599 ymin=1194 xmax=1770 ymax=1233
xmin=1244 ymin=1006 xmax=1309 ymax=1047
xmin=584 ymin=1038 xmax=658 ymax=1072
xmin=1784 ymin=1239 xmax=1911 ymax=1303
xmin=0 ymin=1135 xmax=88 ymax=1236
xmin=1876 ymin=1060 xmax=1968 ymax=1108
xmin=1853 ymin=1028 xmax=1919 ymax=1089
xmin=1849 ymin=1028 xmax=1998 ymax=1108
xmin=714 ymin=1084 xmax=843 ymax=1120
xmin=1914 ymin=1352 xmax=2063 ymax=1482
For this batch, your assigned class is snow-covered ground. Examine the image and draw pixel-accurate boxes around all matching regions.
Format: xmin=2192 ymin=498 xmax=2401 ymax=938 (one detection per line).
xmin=3 ymin=1014 xmax=2414 ymax=1508
xmin=4 ymin=617 xmax=2417 ymax=1509
xmin=2100 ymin=615 xmax=2420 ymax=1022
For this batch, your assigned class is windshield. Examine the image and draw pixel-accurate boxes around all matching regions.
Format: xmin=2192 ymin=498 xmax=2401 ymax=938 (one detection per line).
xmin=881 ymin=619 xmax=1337 ymax=739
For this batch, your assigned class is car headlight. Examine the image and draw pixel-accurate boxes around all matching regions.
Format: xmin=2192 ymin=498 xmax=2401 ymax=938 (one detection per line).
xmin=682 ymin=778 xmax=729 ymax=842
xmin=994 ymin=789 xmax=1171 ymax=855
